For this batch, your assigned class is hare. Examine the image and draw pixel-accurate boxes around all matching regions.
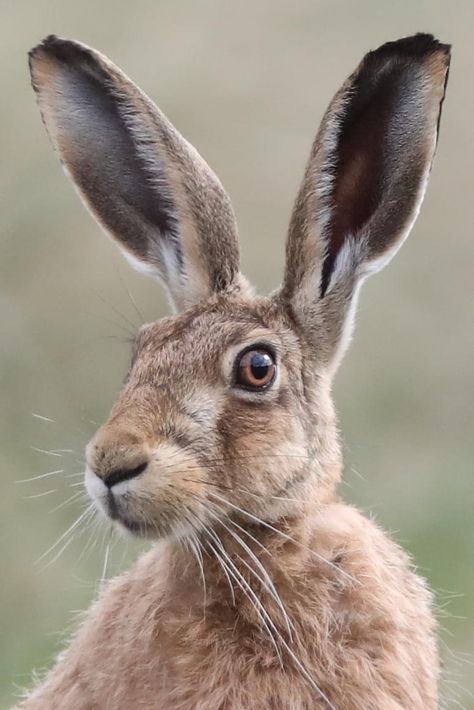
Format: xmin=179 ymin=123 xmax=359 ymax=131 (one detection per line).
xmin=20 ymin=33 xmax=450 ymax=709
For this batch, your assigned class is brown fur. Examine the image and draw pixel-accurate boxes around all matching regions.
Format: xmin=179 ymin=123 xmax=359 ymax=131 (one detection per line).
xmin=19 ymin=33 xmax=450 ymax=709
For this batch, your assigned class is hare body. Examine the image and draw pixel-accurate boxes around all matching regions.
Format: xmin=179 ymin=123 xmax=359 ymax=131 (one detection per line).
xmin=19 ymin=503 xmax=437 ymax=710
xmin=21 ymin=33 xmax=450 ymax=709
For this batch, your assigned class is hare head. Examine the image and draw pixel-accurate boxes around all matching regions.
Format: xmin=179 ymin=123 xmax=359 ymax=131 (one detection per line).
xmin=29 ymin=34 xmax=449 ymax=540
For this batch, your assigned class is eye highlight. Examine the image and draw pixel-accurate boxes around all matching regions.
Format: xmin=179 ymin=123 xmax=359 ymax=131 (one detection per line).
xmin=234 ymin=347 xmax=276 ymax=391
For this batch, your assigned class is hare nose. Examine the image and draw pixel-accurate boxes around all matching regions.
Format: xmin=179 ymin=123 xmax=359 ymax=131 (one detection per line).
xmin=102 ymin=460 xmax=149 ymax=488
xmin=86 ymin=427 xmax=150 ymax=489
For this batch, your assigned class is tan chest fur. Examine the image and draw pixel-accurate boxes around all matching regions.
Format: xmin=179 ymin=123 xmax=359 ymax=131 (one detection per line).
xmin=21 ymin=504 xmax=438 ymax=710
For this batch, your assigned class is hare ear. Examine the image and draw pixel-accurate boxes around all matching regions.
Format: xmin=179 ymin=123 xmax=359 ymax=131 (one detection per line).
xmin=29 ymin=36 xmax=242 ymax=311
xmin=280 ymin=34 xmax=450 ymax=368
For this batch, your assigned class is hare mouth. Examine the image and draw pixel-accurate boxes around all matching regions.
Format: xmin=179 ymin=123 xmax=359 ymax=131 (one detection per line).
xmin=104 ymin=493 xmax=147 ymax=536
xmin=114 ymin=512 xmax=155 ymax=538
xmin=107 ymin=499 xmax=159 ymax=538
xmin=105 ymin=490 xmax=182 ymax=539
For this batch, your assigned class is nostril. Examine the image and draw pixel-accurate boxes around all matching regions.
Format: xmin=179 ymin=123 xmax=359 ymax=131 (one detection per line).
xmin=104 ymin=461 xmax=148 ymax=489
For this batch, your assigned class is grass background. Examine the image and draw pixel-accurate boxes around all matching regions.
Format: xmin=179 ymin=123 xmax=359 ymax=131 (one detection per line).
xmin=1 ymin=1 xmax=473 ymax=706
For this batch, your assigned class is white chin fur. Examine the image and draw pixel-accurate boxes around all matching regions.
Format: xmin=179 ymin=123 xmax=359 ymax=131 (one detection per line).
xmin=85 ymin=467 xmax=109 ymax=514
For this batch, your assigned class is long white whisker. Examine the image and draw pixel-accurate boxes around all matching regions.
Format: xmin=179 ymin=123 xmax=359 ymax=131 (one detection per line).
xmin=207 ymin=523 xmax=335 ymax=708
xmin=17 ymin=469 xmax=64 ymax=483
xmin=41 ymin=506 xmax=96 ymax=570
xmin=204 ymin=527 xmax=283 ymax=665
xmin=78 ymin=513 xmax=102 ymax=563
xmin=186 ymin=531 xmax=207 ymax=617
xmin=48 ymin=491 xmax=83 ymax=514
xmin=203 ymin=497 xmax=271 ymax=557
xmin=201 ymin=523 xmax=236 ymax=607
xmin=31 ymin=446 xmax=63 ymax=458
xmin=205 ymin=506 xmax=295 ymax=641
xmin=100 ymin=528 xmax=113 ymax=583
xmin=23 ymin=488 xmax=58 ymax=499
xmin=208 ymin=491 xmax=356 ymax=585
xmin=36 ymin=504 xmax=94 ymax=566
xmin=31 ymin=412 xmax=56 ymax=423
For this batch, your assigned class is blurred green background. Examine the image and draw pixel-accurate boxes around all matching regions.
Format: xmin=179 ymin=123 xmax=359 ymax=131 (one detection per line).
xmin=1 ymin=1 xmax=473 ymax=707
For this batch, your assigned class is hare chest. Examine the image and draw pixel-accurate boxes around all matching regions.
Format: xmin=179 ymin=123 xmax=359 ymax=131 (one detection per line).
xmin=28 ymin=506 xmax=438 ymax=710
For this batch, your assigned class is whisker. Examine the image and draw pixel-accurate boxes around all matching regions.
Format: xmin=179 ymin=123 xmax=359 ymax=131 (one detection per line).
xmin=207 ymin=491 xmax=357 ymax=585
xmin=40 ymin=507 xmax=96 ymax=571
xmin=182 ymin=476 xmax=305 ymax=505
xmin=100 ymin=527 xmax=114 ymax=583
xmin=200 ymin=522 xmax=236 ymax=606
xmin=31 ymin=446 xmax=63 ymax=458
xmin=78 ymin=513 xmax=102 ymax=564
xmin=17 ymin=469 xmax=64 ymax=484
xmin=36 ymin=504 xmax=94 ymax=566
xmin=86 ymin=309 xmax=135 ymax=340
xmin=186 ymin=530 xmax=207 ymax=617
xmin=204 ymin=522 xmax=335 ymax=708
xmin=111 ymin=256 xmax=145 ymax=325
xmin=204 ymin=504 xmax=295 ymax=640
xmin=31 ymin=412 xmax=56 ymax=423
xmin=91 ymin=288 xmax=138 ymax=333
xmin=204 ymin=529 xmax=283 ymax=665
xmin=23 ymin=489 xmax=58 ymax=499
xmin=48 ymin=491 xmax=84 ymax=514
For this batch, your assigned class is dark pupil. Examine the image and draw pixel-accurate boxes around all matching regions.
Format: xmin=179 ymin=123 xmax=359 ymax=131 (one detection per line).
xmin=250 ymin=352 xmax=270 ymax=380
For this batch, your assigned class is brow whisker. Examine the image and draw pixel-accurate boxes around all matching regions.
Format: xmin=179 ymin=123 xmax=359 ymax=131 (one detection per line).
xmin=111 ymin=256 xmax=145 ymax=325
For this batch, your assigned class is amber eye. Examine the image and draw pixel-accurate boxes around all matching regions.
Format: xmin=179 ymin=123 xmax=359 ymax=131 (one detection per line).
xmin=235 ymin=348 xmax=276 ymax=390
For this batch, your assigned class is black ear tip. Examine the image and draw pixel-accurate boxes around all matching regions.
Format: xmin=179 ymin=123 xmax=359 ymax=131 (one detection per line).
xmin=28 ymin=35 xmax=90 ymax=66
xmin=369 ymin=33 xmax=451 ymax=65
xmin=29 ymin=35 xmax=62 ymax=61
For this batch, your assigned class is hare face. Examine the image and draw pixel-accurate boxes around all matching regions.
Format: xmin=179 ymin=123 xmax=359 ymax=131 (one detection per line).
xmin=30 ymin=34 xmax=449 ymax=541
xmin=85 ymin=297 xmax=340 ymax=539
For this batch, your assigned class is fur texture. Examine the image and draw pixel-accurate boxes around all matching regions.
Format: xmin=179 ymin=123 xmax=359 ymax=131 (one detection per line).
xmin=19 ymin=33 xmax=450 ymax=709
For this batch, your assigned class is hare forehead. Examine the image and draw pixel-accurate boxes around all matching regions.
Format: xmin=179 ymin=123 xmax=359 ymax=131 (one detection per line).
xmin=133 ymin=302 xmax=287 ymax=372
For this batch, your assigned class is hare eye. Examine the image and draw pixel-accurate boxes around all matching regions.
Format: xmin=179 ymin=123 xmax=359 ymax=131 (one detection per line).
xmin=235 ymin=348 xmax=276 ymax=390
